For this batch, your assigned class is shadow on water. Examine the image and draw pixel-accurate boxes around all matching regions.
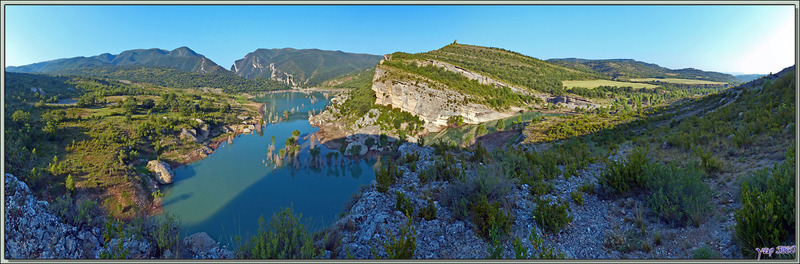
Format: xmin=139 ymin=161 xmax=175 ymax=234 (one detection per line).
xmin=160 ymin=192 xmax=194 ymax=207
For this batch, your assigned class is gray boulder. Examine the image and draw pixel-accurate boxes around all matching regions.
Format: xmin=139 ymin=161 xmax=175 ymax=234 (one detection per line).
xmin=147 ymin=160 xmax=174 ymax=184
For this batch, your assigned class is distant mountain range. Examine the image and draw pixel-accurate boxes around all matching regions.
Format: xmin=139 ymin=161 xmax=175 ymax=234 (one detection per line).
xmin=547 ymin=58 xmax=740 ymax=83
xmin=6 ymin=47 xmax=383 ymax=89
xmin=230 ymin=48 xmax=382 ymax=87
xmin=733 ymin=74 xmax=765 ymax=83
xmin=6 ymin=47 xmax=228 ymax=74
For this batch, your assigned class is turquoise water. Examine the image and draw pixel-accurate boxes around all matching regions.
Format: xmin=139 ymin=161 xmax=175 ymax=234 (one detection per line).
xmin=160 ymin=92 xmax=375 ymax=245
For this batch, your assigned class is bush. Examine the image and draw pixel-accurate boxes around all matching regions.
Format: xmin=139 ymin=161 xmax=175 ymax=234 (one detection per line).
xmin=154 ymin=213 xmax=181 ymax=256
xmin=376 ymin=159 xmax=401 ymax=192
xmin=473 ymin=195 xmax=514 ymax=240
xmin=529 ymin=226 xmax=565 ymax=259
xmin=49 ymin=196 xmax=105 ymax=228
xmin=735 ymin=151 xmax=795 ymax=258
xmin=646 ymin=163 xmax=711 ymax=227
xmin=693 ymin=245 xmax=721 ymax=259
xmin=533 ymin=198 xmax=572 ymax=233
xmin=418 ymin=198 xmax=437 ymax=220
xmin=599 ymin=148 xmax=649 ymax=196
xmin=570 ymin=190 xmax=584 ymax=205
xmin=693 ymin=146 xmax=722 ymax=175
xmin=442 ymin=168 xmax=514 ymax=221
xmin=380 ymin=220 xmax=417 ymax=259
xmin=395 ymin=192 xmax=414 ymax=219
xmin=241 ymin=207 xmax=320 ymax=259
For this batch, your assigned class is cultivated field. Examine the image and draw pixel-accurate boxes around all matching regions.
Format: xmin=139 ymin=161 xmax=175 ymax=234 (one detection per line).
xmin=562 ymin=80 xmax=658 ymax=89
xmin=629 ymin=78 xmax=729 ymax=85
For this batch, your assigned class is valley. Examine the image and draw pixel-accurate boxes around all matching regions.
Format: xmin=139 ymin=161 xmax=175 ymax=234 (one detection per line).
xmin=3 ymin=42 xmax=796 ymax=261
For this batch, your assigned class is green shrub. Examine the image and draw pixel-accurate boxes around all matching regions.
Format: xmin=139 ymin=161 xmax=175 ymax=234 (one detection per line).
xmin=473 ymin=196 xmax=514 ymax=240
xmin=599 ymin=148 xmax=649 ymax=196
xmin=380 ymin=219 xmax=417 ymax=259
xmin=529 ymin=226 xmax=565 ymax=259
xmin=154 ymin=213 xmax=181 ymax=256
xmin=376 ymin=159 xmax=401 ymax=192
xmin=418 ymin=198 xmax=437 ymax=220
xmin=693 ymin=245 xmax=721 ymax=259
xmin=533 ymin=198 xmax=572 ymax=233
xmin=241 ymin=207 xmax=320 ymax=259
xmin=529 ymin=180 xmax=554 ymax=197
xmin=693 ymin=146 xmax=722 ymax=175
xmin=734 ymin=151 xmax=795 ymax=258
xmin=395 ymin=192 xmax=414 ymax=218
xmin=570 ymin=190 xmax=584 ymax=205
xmin=646 ymin=163 xmax=711 ymax=227
xmin=578 ymin=182 xmax=595 ymax=194
xmin=512 ymin=235 xmax=528 ymax=259
xmin=442 ymin=169 xmax=513 ymax=221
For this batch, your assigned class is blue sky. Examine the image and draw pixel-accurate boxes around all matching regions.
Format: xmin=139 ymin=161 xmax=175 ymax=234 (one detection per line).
xmin=4 ymin=4 xmax=796 ymax=74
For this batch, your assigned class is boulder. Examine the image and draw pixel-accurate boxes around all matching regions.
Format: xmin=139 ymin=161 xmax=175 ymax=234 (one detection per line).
xmin=147 ymin=160 xmax=174 ymax=184
xmin=180 ymin=128 xmax=199 ymax=142
xmin=345 ymin=142 xmax=368 ymax=156
xmin=184 ymin=232 xmax=218 ymax=255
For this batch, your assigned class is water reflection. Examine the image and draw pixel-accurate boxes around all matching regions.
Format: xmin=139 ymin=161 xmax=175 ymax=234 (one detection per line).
xmin=161 ymin=92 xmax=375 ymax=245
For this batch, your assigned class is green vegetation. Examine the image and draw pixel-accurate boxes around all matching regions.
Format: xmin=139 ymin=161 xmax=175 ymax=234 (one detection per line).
xmin=533 ymin=198 xmax=572 ymax=233
xmin=395 ymin=192 xmax=414 ymax=218
xmin=570 ymin=190 xmax=584 ymax=205
xmin=528 ymin=226 xmax=566 ymax=259
xmin=57 ymin=65 xmax=289 ymax=93
xmin=646 ymin=163 xmax=711 ymax=227
xmin=239 ymin=207 xmax=321 ymax=259
xmin=378 ymin=219 xmax=417 ymax=259
xmin=418 ymin=197 xmax=437 ymax=220
xmin=735 ymin=147 xmax=795 ymax=258
xmin=375 ymin=158 xmax=401 ymax=192
xmin=598 ymin=148 xmax=649 ymax=196
xmin=404 ymin=44 xmax=600 ymax=95
xmin=693 ymin=245 xmax=722 ymax=259
xmin=548 ymin=58 xmax=738 ymax=83
xmin=321 ymin=68 xmax=376 ymax=89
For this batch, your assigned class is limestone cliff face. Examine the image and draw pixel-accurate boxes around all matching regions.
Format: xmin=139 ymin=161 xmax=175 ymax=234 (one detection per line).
xmin=371 ymin=64 xmax=514 ymax=132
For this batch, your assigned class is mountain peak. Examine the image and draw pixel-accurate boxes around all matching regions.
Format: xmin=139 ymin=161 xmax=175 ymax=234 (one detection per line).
xmin=170 ymin=46 xmax=199 ymax=57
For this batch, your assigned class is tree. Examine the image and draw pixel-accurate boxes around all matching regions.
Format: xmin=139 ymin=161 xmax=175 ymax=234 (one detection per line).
xmin=141 ymin=98 xmax=155 ymax=109
xmin=292 ymin=130 xmax=300 ymax=139
xmin=476 ymin=124 xmax=488 ymax=136
xmin=65 ymin=174 xmax=76 ymax=194
xmin=11 ymin=110 xmax=31 ymax=125
xmin=496 ymin=119 xmax=506 ymax=131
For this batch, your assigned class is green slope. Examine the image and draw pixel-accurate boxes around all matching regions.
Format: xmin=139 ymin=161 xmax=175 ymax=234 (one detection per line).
xmin=548 ymin=58 xmax=739 ymax=83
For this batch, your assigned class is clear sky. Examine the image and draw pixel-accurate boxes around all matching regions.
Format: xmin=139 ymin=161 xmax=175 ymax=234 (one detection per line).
xmin=3 ymin=4 xmax=796 ymax=74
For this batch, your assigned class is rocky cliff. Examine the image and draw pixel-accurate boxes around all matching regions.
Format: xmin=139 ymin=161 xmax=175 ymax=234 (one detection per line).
xmin=372 ymin=63 xmax=517 ymax=132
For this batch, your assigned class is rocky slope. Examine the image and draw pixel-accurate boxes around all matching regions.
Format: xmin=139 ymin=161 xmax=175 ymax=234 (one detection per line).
xmin=324 ymin=142 xmax=744 ymax=259
xmin=4 ymin=173 xmax=234 ymax=259
xmin=231 ymin=48 xmax=382 ymax=87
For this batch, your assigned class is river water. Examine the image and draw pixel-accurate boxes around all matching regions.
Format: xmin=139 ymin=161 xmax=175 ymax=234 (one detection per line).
xmin=160 ymin=91 xmax=375 ymax=245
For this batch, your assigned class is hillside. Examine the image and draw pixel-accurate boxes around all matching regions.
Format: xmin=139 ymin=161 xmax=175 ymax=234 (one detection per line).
xmin=548 ymin=58 xmax=739 ymax=83
xmin=6 ymin=47 xmax=228 ymax=74
xmin=231 ymin=48 xmax=382 ymax=87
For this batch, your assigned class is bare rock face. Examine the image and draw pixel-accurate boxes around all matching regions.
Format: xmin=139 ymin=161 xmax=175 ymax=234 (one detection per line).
xmin=180 ymin=128 xmax=199 ymax=142
xmin=147 ymin=160 xmax=174 ymax=185
xmin=371 ymin=65 xmax=513 ymax=132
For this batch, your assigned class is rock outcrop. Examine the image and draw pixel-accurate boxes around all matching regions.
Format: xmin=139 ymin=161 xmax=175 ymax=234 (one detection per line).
xmin=372 ymin=65 xmax=514 ymax=132
xmin=146 ymin=160 xmax=174 ymax=185
xmin=4 ymin=173 xmax=104 ymax=259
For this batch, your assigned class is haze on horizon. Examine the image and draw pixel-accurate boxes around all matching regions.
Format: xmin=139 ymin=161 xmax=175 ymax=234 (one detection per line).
xmin=3 ymin=4 xmax=797 ymax=75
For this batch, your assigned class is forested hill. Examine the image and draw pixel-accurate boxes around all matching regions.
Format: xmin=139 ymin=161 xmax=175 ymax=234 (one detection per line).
xmin=547 ymin=58 xmax=739 ymax=83
xmin=231 ymin=48 xmax=382 ymax=87
xmin=6 ymin=47 xmax=228 ymax=74
xmin=404 ymin=43 xmax=602 ymax=95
